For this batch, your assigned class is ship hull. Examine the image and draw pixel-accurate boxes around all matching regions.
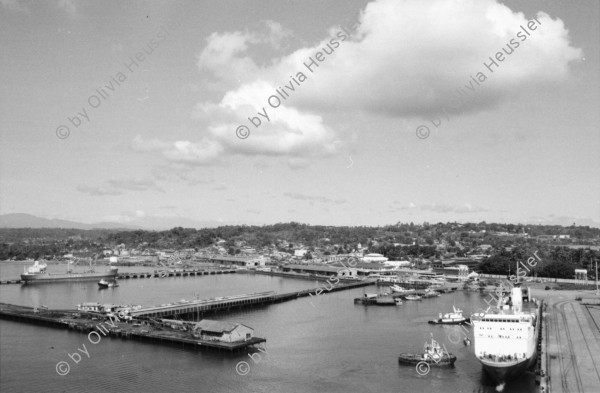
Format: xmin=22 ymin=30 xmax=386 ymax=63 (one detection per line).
xmin=480 ymin=350 xmax=537 ymax=386
xmin=21 ymin=271 xmax=118 ymax=284
xmin=398 ymin=353 xmax=457 ymax=367
xmin=428 ymin=318 xmax=468 ymax=325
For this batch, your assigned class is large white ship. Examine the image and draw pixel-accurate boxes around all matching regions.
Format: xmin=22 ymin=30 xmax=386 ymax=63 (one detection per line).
xmin=471 ymin=284 xmax=541 ymax=390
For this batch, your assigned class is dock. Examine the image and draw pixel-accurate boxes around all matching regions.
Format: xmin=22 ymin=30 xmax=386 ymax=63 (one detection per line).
xmin=132 ymin=280 xmax=372 ymax=318
xmin=541 ymin=293 xmax=600 ymax=393
xmin=0 ymin=302 xmax=265 ymax=352
xmin=0 ymin=281 xmax=371 ymax=351
xmin=0 ymin=268 xmax=237 ymax=285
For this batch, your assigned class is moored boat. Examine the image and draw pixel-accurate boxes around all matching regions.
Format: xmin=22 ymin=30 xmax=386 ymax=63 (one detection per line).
xmin=428 ymin=305 xmax=469 ymax=324
xmin=471 ymin=283 xmax=541 ymax=390
xmin=21 ymin=260 xmax=118 ymax=284
xmin=398 ymin=335 xmax=456 ymax=367
xmin=354 ymin=293 xmax=397 ymax=306
xmin=98 ymin=279 xmax=119 ymax=288
xmin=422 ymin=288 xmax=441 ymax=298
xmin=390 ymin=284 xmax=409 ymax=293
xmin=404 ymin=295 xmax=422 ymax=301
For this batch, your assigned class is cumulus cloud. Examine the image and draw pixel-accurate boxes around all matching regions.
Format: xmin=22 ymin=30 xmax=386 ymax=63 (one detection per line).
xmin=135 ymin=0 xmax=581 ymax=166
xmin=202 ymin=0 xmax=581 ymax=118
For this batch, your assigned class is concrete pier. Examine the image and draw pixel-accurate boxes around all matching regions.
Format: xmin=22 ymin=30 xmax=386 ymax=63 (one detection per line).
xmin=538 ymin=291 xmax=600 ymax=393
xmin=0 ymin=303 xmax=265 ymax=352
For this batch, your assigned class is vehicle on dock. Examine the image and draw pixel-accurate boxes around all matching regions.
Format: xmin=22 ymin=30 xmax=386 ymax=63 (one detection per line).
xmin=428 ymin=306 xmax=469 ymax=325
xmin=398 ymin=335 xmax=456 ymax=367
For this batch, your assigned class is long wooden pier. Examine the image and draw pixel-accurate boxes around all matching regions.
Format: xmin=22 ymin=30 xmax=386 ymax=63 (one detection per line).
xmin=132 ymin=280 xmax=372 ymax=319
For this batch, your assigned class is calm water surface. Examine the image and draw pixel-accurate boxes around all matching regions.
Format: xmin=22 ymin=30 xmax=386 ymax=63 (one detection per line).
xmin=0 ymin=261 xmax=537 ymax=393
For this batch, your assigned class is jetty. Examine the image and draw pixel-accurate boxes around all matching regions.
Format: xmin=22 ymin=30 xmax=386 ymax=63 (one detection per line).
xmin=132 ymin=281 xmax=371 ymax=319
xmin=0 ymin=303 xmax=265 ymax=352
xmin=0 ymin=281 xmax=371 ymax=351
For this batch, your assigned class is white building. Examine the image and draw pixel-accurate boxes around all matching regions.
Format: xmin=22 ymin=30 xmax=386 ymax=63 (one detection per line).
xmin=294 ymin=249 xmax=308 ymax=257
xmin=383 ymin=260 xmax=411 ymax=268
xmin=362 ymin=253 xmax=389 ymax=263
xmin=192 ymin=319 xmax=254 ymax=343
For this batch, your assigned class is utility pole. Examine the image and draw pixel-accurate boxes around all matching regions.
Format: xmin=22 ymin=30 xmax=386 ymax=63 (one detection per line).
xmin=596 ymin=259 xmax=600 ymax=295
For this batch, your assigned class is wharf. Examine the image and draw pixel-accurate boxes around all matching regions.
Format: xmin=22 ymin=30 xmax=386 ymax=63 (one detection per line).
xmin=0 ymin=268 xmax=237 ymax=285
xmin=0 ymin=281 xmax=371 ymax=348
xmin=132 ymin=280 xmax=372 ymax=318
xmin=0 ymin=303 xmax=265 ymax=352
xmin=539 ymin=292 xmax=600 ymax=393
xmin=242 ymin=269 xmax=370 ymax=283
xmin=117 ymin=268 xmax=236 ymax=280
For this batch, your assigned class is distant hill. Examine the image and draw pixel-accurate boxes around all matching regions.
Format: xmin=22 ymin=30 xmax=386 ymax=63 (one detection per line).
xmin=0 ymin=213 xmax=242 ymax=231
xmin=0 ymin=213 xmax=140 ymax=230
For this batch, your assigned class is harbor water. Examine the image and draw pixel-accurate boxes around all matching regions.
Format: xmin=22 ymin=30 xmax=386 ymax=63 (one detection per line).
xmin=0 ymin=262 xmax=538 ymax=393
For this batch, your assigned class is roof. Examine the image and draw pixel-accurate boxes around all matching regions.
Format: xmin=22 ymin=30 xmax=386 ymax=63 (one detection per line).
xmin=285 ymin=264 xmax=346 ymax=273
xmin=194 ymin=319 xmax=252 ymax=333
xmin=209 ymin=255 xmax=262 ymax=262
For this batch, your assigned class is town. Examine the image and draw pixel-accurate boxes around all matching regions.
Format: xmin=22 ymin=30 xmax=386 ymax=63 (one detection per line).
xmin=2 ymin=222 xmax=599 ymax=284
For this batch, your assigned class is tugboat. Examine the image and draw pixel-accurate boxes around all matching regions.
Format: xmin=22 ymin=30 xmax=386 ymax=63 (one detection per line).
xmin=98 ymin=279 xmax=119 ymax=288
xmin=428 ymin=305 xmax=469 ymax=324
xmin=398 ymin=334 xmax=457 ymax=367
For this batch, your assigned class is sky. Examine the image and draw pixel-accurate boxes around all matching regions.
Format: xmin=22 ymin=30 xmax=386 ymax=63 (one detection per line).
xmin=0 ymin=0 xmax=598 ymax=229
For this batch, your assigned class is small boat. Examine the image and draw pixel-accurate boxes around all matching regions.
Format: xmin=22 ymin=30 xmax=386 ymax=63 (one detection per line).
xmin=354 ymin=293 xmax=397 ymax=306
xmin=390 ymin=284 xmax=409 ymax=293
xmin=405 ymin=295 xmax=422 ymax=301
xmin=422 ymin=288 xmax=441 ymax=298
xmin=398 ymin=334 xmax=456 ymax=367
xmin=394 ymin=298 xmax=403 ymax=306
xmin=375 ymin=297 xmax=397 ymax=306
xmin=428 ymin=305 xmax=468 ymax=324
xmin=98 ymin=279 xmax=119 ymax=288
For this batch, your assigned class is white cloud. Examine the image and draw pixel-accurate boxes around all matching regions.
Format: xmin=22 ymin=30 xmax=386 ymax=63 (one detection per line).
xmin=199 ymin=0 xmax=581 ymax=119
xmin=136 ymin=0 xmax=581 ymax=166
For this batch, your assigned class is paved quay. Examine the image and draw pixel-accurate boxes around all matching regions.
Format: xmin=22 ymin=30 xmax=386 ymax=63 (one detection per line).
xmin=534 ymin=289 xmax=600 ymax=393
